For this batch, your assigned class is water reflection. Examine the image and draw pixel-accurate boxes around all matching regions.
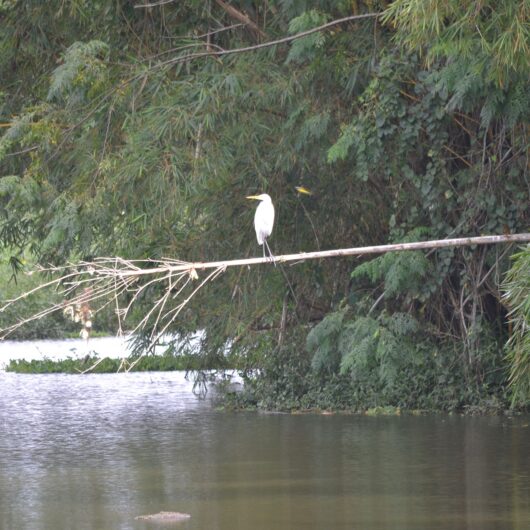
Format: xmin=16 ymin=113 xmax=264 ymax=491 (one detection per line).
xmin=0 ymin=371 xmax=529 ymax=530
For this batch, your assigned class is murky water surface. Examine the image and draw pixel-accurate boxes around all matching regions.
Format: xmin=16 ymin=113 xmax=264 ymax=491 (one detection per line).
xmin=0 ymin=347 xmax=529 ymax=530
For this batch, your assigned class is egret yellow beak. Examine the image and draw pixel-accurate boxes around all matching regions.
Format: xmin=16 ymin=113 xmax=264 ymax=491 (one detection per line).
xmin=295 ymin=186 xmax=313 ymax=195
xmin=246 ymin=195 xmax=260 ymax=200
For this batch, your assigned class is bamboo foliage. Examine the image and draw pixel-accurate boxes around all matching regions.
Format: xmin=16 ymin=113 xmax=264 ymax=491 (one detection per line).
xmin=502 ymin=247 xmax=530 ymax=406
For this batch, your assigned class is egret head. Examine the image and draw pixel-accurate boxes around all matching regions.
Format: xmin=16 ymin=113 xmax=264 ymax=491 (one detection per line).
xmin=246 ymin=193 xmax=272 ymax=202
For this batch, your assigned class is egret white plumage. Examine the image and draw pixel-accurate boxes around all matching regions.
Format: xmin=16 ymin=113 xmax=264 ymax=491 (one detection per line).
xmin=246 ymin=193 xmax=275 ymax=260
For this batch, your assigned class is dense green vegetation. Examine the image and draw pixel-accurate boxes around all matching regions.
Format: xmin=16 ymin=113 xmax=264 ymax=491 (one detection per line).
xmin=1 ymin=1 xmax=528 ymax=409
xmin=503 ymin=247 xmax=530 ymax=406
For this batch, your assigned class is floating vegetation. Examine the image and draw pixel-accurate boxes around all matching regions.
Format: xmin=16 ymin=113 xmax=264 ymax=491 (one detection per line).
xmin=5 ymin=353 xmax=227 ymax=374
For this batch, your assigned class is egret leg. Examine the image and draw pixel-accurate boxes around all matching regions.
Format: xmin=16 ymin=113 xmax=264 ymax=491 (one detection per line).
xmin=264 ymin=238 xmax=276 ymax=266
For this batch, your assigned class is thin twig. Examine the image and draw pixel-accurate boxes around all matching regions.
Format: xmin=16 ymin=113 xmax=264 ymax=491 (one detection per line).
xmin=134 ymin=0 xmax=176 ymax=8
xmin=195 ymin=23 xmax=245 ymax=39
xmin=152 ymin=12 xmax=381 ymax=69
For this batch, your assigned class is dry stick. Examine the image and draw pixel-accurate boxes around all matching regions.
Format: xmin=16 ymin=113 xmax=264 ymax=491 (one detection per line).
xmin=115 ymin=274 xmax=184 ymax=371
xmin=147 ymin=272 xmax=186 ymax=342
xmin=214 ymin=0 xmax=267 ymax=39
xmin=126 ymin=271 xmax=175 ymax=332
xmin=124 ymin=271 xmax=188 ymax=327
xmin=114 ymin=275 xmax=124 ymax=336
xmin=160 ymin=267 xmax=225 ymax=326
xmin=143 ymin=41 xmax=226 ymax=62
xmin=0 ymin=277 xmax=106 ymax=333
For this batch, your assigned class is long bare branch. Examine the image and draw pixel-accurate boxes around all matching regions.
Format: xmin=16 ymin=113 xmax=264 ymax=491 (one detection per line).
xmin=1 ymin=233 xmax=528 ymax=342
xmin=94 ymin=234 xmax=530 ymax=277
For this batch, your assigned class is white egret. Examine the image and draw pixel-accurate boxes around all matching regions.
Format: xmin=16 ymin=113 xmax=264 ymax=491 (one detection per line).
xmin=246 ymin=193 xmax=275 ymax=260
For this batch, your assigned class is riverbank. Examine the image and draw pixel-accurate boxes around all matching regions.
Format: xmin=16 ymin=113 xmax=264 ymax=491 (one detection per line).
xmin=1 ymin=337 xmax=526 ymax=415
xmin=4 ymin=355 xmax=526 ymax=415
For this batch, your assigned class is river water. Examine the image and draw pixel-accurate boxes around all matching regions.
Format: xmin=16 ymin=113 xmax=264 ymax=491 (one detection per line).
xmin=0 ymin=346 xmax=529 ymax=530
